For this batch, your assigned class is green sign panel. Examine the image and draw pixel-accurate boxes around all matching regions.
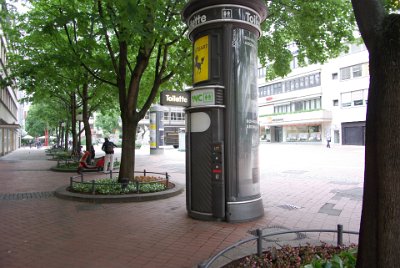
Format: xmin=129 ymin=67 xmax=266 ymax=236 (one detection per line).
xmin=191 ymin=89 xmax=215 ymax=107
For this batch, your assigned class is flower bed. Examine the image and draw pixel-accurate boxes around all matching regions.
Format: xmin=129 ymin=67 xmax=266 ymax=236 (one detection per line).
xmin=223 ymin=244 xmax=357 ymax=268
xmin=70 ymin=177 xmax=169 ymax=195
xmin=52 ymin=160 xmax=120 ymax=172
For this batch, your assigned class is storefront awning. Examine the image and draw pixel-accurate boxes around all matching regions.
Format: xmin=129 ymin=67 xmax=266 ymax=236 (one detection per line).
xmin=259 ymin=110 xmax=332 ymax=127
xmin=0 ymin=124 xmax=20 ymax=129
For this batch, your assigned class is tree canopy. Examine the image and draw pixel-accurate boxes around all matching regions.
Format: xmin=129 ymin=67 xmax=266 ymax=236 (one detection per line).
xmin=24 ymin=101 xmax=64 ymax=137
xmin=95 ymin=110 xmax=121 ymax=137
xmin=259 ymin=0 xmax=357 ymax=79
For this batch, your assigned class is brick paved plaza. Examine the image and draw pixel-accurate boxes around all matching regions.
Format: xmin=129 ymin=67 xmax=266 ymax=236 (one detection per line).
xmin=0 ymin=143 xmax=364 ymax=268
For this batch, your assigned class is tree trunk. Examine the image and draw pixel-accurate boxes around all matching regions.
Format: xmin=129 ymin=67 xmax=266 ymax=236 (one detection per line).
xmin=118 ymin=115 xmax=138 ymax=182
xmin=357 ymin=14 xmax=400 ymax=267
xmin=64 ymin=122 xmax=69 ymax=151
xmin=70 ymin=93 xmax=78 ymax=154
xmin=82 ymin=81 xmax=93 ymax=154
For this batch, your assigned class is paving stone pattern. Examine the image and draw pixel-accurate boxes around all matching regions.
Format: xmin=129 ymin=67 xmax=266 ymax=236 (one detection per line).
xmin=0 ymin=144 xmax=364 ymax=268
xmin=0 ymin=191 xmax=54 ymax=201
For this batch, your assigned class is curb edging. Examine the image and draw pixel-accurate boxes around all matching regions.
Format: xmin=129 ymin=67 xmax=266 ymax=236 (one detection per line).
xmin=54 ymin=182 xmax=185 ymax=203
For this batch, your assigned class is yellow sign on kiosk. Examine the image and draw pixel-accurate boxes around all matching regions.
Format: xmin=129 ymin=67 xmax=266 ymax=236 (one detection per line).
xmin=193 ymin=35 xmax=209 ymax=83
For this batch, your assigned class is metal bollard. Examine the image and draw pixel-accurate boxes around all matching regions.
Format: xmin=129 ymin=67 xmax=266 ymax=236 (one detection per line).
xmin=197 ymin=262 xmax=206 ymax=268
xmin=70 ymin=177 xmax=73 ymax=188
xmin=256 ymin=229 xmax=263 ymax=256
xmin=337 ymin=224 xmax=343 ymax=246
xmin=91 ymin=180 xmax=96 ymax=194
xmin=121 ymin=178 xmax=129 ymax=189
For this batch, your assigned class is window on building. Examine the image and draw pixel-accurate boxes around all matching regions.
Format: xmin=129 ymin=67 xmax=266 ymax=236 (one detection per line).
xmin=258 ymin=86 xmax=264 ymax=97
xmin=258 ymin=67 xmax=266 ymax=78
xmin=341 ymin=89 xmax=368 ymax=107
xmin=290 ymin=56 xmax=298 ymax=69
xmin=304 ymin=76 xmax=309 ymax=87
xmin=332 ymin=73 xmax=338 ymax=80
xmin=299 ymin=77 xmax=305 ymax=88
xmin=333 ymin=99 xmax=339 ymax=106
xmin=164 ymin=112 xmax=169 ymax=120
xmin=341 ymin=92 xmax=352 ymax=107
xmin=315 ymin=73 xmax=321 ymax=85
xmin=261 ymin=73 xmax=320 ymax=97
xmin=352 ymin=65 xmax=362 ymax=78
xmin=275 ymin=98 xmax=321 ymax=114
xmin=340 ymin=67 xmax=351 ymax=80
xmin=294 ymin=101 xmax=303 ymax=112
xmin=274 ymin=104 xmax=290 ymax=114
xmin=286 ymin=125 xmax=321 ymax=142
xmin=350 ymin=43 xmax=367 ymax=53
xmin=340 ymin=64 xmax=364 ymax=80
xmin=273 ymin=83 xmax=283 ymax=94
xmin=284 ymin=81 xmax=290 ymax=92
xmin=309 ymin=75 xmax=315 ymax=86
xmin=352 ymin=90 xmax=364 ymax=106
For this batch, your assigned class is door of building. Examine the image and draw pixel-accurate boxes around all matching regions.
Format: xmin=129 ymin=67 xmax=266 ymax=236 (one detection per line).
xmin=274 ymin=127 xmax=283 ymax=142
xmin=342 ymin=122 xmax=366 ymax=145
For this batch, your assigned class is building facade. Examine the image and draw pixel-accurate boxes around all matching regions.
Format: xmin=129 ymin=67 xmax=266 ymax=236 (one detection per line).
xmin=258 ymin=43 xmax=369 ymax=146
xmin=0 ymin=2 xmax=21 ymax=155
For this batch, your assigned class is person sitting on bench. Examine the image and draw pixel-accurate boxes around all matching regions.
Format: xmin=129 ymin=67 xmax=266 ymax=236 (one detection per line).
xmin=77 ymin=151 xmax=98 ymax=173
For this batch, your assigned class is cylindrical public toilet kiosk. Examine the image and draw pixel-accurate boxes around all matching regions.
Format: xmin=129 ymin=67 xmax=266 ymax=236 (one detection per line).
xmin=183 ymin=0 xmax=267 ymax=222
xmin=149 ymin=105 xmax=164 ymax=155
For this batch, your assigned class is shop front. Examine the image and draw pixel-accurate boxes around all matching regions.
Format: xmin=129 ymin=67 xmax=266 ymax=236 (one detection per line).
xmin=259 ymin=109 xmax=332 ymax=143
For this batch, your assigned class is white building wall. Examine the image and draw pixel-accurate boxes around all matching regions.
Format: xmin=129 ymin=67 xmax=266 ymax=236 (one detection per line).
xmin=258 ymin=43 xmax=369 ymax=146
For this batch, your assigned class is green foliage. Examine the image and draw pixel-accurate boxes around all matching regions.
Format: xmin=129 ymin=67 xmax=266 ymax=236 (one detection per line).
xmin=384 ymin=0 xmax=400 ymax=11
xmin=304 ymin=247 xmax=357 ymax=268
xmin=95 ymin=111 xmax=121 ymax=136
xmin=57 ymin=161 xmax=79 ymax=169
xmin=4 ymin=0 xmax=192 ymax=179
xmin=139 ymin=183 xmax=165 ymax=193
xmin=230 ymin=244 xmax=357 ymax=268
xmin=72 ymin=179 xmax=136 ymax=195
xmin=259 ymin=0 xmax=356 ymax=80
xmin=25 ymin=102 xmax=63 ymax=137
xmin=71 ymin=178 xmax=165 ymax=194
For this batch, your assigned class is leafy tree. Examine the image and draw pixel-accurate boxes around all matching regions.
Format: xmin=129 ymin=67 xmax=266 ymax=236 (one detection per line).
xmin=350 ymin=1 xmax=400 ymax=267
xmin=259 ymin=0 xmax=357 ymax=79
xmin=25 ymin=101 xmax=63 ymax=137
xmin=45 ymin=0 xmax=192 ymax=181
xmin=95 ymin=111 xmax=121 ymax=137
xmin=3 ymin=0 xmax=118 ymax=154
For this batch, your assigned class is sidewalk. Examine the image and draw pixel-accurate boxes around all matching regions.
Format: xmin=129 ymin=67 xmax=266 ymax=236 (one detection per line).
xmin=0 ymin=145 xmax=363 ymax=268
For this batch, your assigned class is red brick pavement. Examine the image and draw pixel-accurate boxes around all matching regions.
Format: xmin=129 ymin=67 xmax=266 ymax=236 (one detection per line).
xmin=0 ymin=145 xmax=363 ymax=268
xmin=0 ymin=148 xmax=269 ymax=268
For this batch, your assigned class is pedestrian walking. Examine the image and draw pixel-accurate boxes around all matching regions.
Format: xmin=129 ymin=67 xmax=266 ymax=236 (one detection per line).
xmin=327 ymin=138 xmax=331 ymax=148
xmin=101 ymin=138 xmax=117 ymax=173
xmin=326 ymin=134 xmax=331 ymax=148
